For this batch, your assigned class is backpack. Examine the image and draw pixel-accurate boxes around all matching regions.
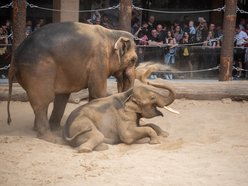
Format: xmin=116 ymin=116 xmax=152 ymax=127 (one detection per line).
xmin=183 ymin=47 xmax=189 ymax=56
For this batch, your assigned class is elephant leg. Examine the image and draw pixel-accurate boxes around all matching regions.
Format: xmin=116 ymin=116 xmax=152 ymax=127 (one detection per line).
xmin=78 ymin=128 xmax=105 ymax=153
xmin=33 ymin=107 xmax=48 ymax=131
xmin=104 ymin=137 xmax=119 ymax=144
xmin=142 ymin=123 xmax=169 ymax=137
xmin=16 ymin=63 xmax=56 ymax=142
xmin=33 ymin=106 xmax=49 ymax=136
xmin=29 ymin=95 xmax=55 ymax=142
xmin=120 ymin=126 xmax=160 ymax=145
xmin=88 ymin=75 xmax=107 ymax=101
xmin=49 ymin=93 xmax=70 ymax=131
xmin=27 ymin=88 xmax=54 ymax=142
xmin=94 ymin=143 xmax=109 ymax=151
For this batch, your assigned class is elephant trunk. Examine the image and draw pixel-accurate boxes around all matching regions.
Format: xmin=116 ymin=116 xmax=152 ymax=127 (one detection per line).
xmin=122 ymin=67 xmax=135 ymax=91
xmin=116 ymin=67 xmax=135 ymax=92
xmin=147 ymin=81 xmax=176 ymax=106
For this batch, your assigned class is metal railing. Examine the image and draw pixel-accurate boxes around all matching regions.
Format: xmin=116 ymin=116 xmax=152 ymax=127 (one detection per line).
xmin=135 ymin=45 xmax=248 ymax=79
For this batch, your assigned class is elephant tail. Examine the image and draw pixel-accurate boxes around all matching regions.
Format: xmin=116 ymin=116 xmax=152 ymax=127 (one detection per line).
xmin=63 ymin=126 xmax=92 ymax=145
xmin=7 ymin=57 xmax=17 ymax=125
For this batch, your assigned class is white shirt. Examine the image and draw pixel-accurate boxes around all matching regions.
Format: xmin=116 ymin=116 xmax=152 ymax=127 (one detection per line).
xmin=235 ymin=30 xmax=248 ymax=46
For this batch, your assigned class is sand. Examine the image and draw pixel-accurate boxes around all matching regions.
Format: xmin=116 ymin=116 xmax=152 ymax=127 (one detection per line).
xmin=0 ymin=99 xmax=248 ymax=186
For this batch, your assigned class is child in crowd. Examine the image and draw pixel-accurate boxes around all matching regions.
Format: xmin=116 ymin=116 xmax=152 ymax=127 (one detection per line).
xmin=180 ymin=31 xmax=193 ymax=78
xmin=134 ymin=22 xmax=149 ymax=45
xmin=164 ymin=38 xmax=177 ymax=80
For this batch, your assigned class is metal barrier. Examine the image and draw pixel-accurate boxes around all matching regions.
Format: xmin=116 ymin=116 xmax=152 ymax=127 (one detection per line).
xmin=0 ymin=43 xmax=11 ymax=79
xmin=136 ymin=45 xmax=248 ymax=79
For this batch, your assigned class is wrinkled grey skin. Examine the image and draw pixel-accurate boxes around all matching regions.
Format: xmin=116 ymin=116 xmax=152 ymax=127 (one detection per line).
xmin=63 ymin=81 xmax=176 ymax=153
xmin=7 ymin=22 xmax=137 ymax=141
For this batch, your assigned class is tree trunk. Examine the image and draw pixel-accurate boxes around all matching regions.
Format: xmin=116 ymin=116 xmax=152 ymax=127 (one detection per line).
xmin=219 ymin=0 xmax=238 ymax=81
xmin=12 ymin=0 xmax=26 ymax=54
xmin=119 ymin=0 xmax=132 ymax=32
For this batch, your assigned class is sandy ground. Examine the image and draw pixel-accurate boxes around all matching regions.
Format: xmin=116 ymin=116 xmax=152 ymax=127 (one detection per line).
xmin=0 ymin=99 xmax=248 ymax=186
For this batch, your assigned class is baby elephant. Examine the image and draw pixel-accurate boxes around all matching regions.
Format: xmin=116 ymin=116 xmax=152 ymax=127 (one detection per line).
xmin=63 ymin=81 xmax=175 ymax=152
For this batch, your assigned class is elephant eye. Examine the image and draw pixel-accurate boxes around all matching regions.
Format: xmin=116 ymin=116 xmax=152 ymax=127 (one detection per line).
xmin=151 ymin=95 xmax=156 ymax=100
xmin=129 ymin=57 xmax=137 ymax=67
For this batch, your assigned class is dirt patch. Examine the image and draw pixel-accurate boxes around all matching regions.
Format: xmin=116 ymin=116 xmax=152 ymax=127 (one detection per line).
xmin=1 ymin=99 xmax=248 ymax=185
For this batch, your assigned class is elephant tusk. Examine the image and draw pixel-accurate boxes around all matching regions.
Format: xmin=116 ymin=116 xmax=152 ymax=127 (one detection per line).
xmin=163 ymin=106 xmax=180 ymax=114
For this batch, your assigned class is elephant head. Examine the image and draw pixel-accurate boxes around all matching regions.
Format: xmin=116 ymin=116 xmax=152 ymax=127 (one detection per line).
xmin=113 ymin=36 xmax=138 ymax=93
xmin=124 ymin=81 xmax=176 ymax=118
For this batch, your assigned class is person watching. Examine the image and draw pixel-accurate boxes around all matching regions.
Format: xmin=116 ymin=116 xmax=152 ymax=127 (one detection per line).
xmin=148 ymin=29 xmax=163 ymax=47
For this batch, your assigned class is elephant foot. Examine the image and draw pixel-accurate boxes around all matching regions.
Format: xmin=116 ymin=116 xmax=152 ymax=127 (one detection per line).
xmin=149 ymin=138 xmax=160 ymax=144
xmin=37 ymin=130 xmax=57 ymax=143
xmin=135 ymin=137 xmax=150 ymax=144
xmin=33 ymin=123 xmax=38 ymax=131
xmin=49 ymin=122 xmax=61 ymax=131
xmin=94 ymin=143 xmax=109 ymax=151
xmin=159 ymin=131 xmax=169 ymax=138
xmin=78 ymin=146 xmax=92 ymax=153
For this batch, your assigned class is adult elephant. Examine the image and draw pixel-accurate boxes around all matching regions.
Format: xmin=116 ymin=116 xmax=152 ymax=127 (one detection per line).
xmin=7 ymin=22 xmax=138 ymax=141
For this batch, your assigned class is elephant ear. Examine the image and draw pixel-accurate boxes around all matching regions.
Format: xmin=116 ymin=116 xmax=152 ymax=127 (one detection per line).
xmin=114 ymin=37 xmax=131 ymax=63
xmin=124 ymin=96 xmax=142 ymax=113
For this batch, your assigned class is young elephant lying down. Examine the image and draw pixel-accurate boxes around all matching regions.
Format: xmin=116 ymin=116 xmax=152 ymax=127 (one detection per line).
xmin=63 ymin=81 xmax=176 ymax=153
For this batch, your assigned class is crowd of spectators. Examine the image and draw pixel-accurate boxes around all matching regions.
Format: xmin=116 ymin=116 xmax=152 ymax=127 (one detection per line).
xmin=0 ymin=19 xmax=12 ymax=78
xmin=132 ymin=16 xmax=223 ymax=47
xmin=130 ymin=15 xmax=222 ymax=79
xmin=87 ymin=11 xmax=115 ymax=29
xmin=0 ymin=18 xmax=49 ymax=78
xmin=1 ymin=13 xmax=248 ymax=79
xmin=131 ymin=15 xmax=248 ymax=79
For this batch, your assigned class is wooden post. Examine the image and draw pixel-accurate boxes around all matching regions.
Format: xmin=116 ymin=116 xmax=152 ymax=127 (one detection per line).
xmin=53 ymin=0 xmax=80 ymax=23
xmin=12 ymin=0 xmax=26 ymax=53
xmin=219 ymin=0 xmax=238 ymax=81
xmin=119 ymin=0 xmax=132 ymax=32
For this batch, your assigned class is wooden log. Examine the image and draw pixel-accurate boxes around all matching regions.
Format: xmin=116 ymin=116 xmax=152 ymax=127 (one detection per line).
xmin=1 ymin=79 xmax=248 ymax=103
xmin=172 ymin=81 xmax=248 ymax=101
